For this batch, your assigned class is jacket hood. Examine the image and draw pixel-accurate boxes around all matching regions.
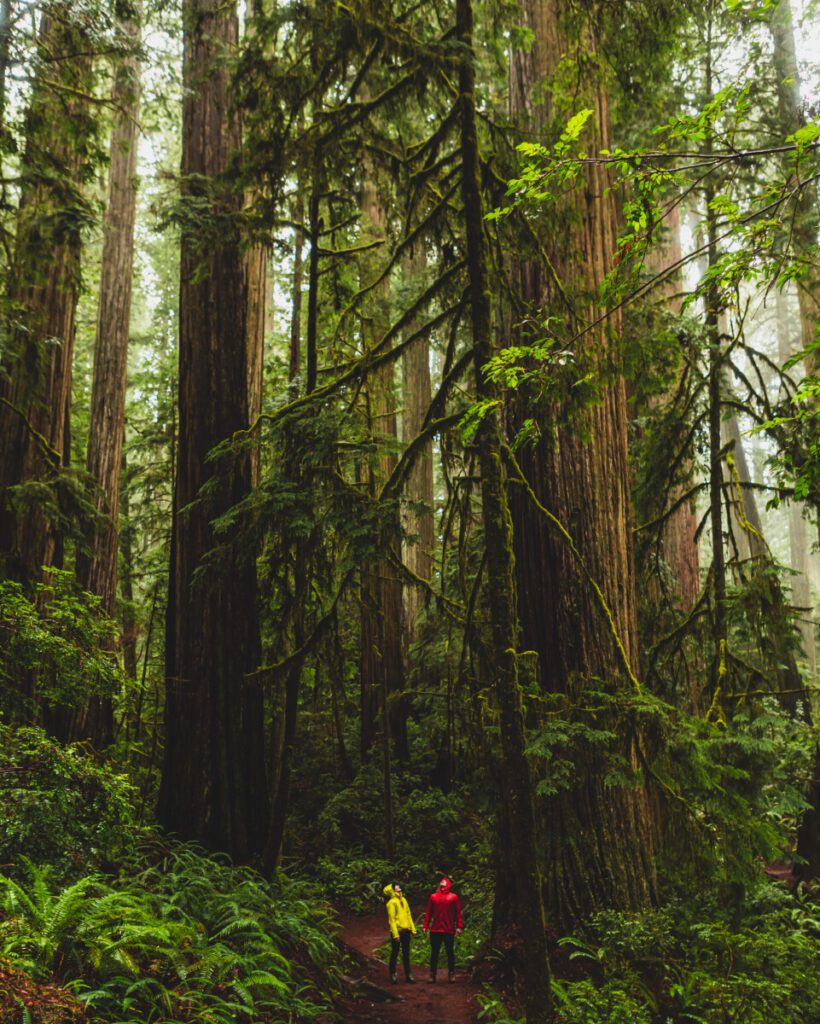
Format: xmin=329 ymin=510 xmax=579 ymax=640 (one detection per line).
xmin=438 ymin=877 xmax=451 ymax=892
xmin=383 ymin=883 xmax=396 ymax=898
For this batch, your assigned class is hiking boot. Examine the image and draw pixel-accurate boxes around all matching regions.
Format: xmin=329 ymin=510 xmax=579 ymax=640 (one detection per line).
xmin=390 ymin=971 xmax=397 ymax=984
xmin=427 ymin=972 xmax=436 ymax=984
xmin=448 ymin=972 xmax=456 ymax=983
xmin=405 ymin=974 xmax=416 ymax=984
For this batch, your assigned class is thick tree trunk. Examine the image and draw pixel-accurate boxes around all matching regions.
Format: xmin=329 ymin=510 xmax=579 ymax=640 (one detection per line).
xmin=459 ymin=1 xmax=551 ymax=1019
xmin=796 ymin=748 xmax=820 ymax=880
xmin=401 ymin=244 xmax=434 ymax=644
xmin=0 ymin=6 xmax=94 ymax=583
xmin=157 ymin=0 xmax=267 ymax=861
xmin=359 ymin=165 xmax=407 ymax=766
xmin=507 ymin=0 xmax=657 ymax=927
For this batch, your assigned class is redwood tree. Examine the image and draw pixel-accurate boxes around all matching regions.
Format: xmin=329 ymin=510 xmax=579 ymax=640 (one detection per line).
xmin=72 ymin=3 xmax=142 ymax=745
xmin=157 ymin=0 xmax=267 ymax=860
xmin=0 ymin=3 xmax=96 ymax=584
xmin=507 ymin=0 xmax=657 ymax=926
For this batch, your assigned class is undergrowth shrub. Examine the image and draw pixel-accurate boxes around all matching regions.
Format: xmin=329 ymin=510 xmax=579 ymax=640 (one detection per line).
xmin=311 ymin=765 xmax=479 ymax=911
xmin=0 ymin=844 xmax=340 ymax=1024
xmin=561 ymin=885 xmax=820 ymax=1024
xmin=0 ymin=571 xmax=127 ymax=720
xmin=0 ymin=726 xmax=141 ymax=881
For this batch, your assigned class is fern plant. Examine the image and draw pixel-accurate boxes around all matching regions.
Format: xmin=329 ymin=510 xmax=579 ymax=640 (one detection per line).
xmin=0 ymin=843 xmax=342 ymax=1023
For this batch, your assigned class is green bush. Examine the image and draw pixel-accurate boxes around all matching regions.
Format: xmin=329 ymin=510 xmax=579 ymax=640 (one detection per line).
xmin=0 ymin=844 xmax=341 ymax=1024
xmin=0 ymin=725 xmax=141 ymax=880
xmin=0 ymin=571 xmax=127 ymax=719
xmin=555 ymin=888 xmax=820 ymax=1024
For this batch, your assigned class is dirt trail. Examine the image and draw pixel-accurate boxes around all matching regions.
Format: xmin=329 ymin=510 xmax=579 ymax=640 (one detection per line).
xmin=339 ymin=913 xmax=479 ymax=1024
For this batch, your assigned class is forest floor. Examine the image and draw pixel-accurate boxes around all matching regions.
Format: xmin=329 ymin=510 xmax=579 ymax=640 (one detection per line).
xmin=339 ymin=913 xmax=479 ymax=1024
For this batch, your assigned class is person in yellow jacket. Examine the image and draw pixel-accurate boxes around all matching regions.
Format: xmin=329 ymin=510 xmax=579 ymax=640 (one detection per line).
xmin=383 ymin=883 xmax=417 ymax=984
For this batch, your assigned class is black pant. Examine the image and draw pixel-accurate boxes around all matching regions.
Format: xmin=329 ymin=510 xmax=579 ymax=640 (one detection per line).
xmin=390 ymin=929 xmax=412 ymax=977
xmin=429 ymin=931 xmax=455 ymax=975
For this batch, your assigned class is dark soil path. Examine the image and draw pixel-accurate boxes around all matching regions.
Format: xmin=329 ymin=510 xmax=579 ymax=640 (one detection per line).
xmin=339 ymin=913 xmax=479 ymax=1024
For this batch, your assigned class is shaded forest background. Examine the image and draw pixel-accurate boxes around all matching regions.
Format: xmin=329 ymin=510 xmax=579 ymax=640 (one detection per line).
xmin=0 ymin=0 xmax=819 ymax=1021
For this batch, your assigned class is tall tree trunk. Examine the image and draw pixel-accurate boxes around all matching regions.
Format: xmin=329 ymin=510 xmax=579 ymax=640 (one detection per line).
xmin=262 ymin=266 xmax=307 ymax=873
xmin=359 ymin=160 xmax=407 ymax=768
xmin=262 ymin=165 xmax=321 ymax=870
xmin=157 ymin=0 xmax=267 ymax=861
xmin=289 ymin=192 xmax=304 ymax=383
xmin=119 ymin=456 xmax=139 ymax=686
xmin=769 ymin=0 xmax=819 ymax=376
xmin=776 ymin=290 xmax=816 ymax=679
xmin=0 ymin=4 xmax=94 ymax=584
xmin=507 ymin=0 xmax=657 ymax=927
xmin=644 ymin=205 xmax=700 ymax=610
xmin=0 ymin=0 xmax=11 ymax=124
xmin=401 ymin=244 xmax=434 ymax=645
xmin=243 ymin=0 xmax=266 ymax=491
xmin=458 ymin=1 xmax=551 ymax=1018
xmin=245 ymin=243 xmax=266 ymax=489
xmin=72 ymin=4 xmax=141 ymax=746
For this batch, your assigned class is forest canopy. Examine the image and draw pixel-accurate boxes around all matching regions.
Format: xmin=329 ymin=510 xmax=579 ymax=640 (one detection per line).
xmin=0 ymin=0 xmax=818 ymax=1022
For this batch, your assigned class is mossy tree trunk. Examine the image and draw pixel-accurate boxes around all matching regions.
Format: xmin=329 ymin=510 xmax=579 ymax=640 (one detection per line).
xmin=0 ymin=4 xmax=95 ymax=585
xmin=507 ymin=0 xmax=657 ymax=927
xmin=458 ymin=0 xmax=551 ymax=1019
xmin=401 ymin=244 xmax=434 ymax=644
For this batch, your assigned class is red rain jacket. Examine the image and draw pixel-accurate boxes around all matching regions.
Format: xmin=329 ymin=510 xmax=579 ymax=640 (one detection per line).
xmin=423 ymin=878 xmax=463 ymax=934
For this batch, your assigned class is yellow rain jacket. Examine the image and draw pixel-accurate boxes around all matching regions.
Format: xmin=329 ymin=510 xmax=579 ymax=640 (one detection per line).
xmin=383 ymin=884 xmax=417 ymax=940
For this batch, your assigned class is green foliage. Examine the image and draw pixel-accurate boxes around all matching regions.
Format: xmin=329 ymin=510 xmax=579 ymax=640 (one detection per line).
xmin=0 ymin=570 xmax=129 ymax=718
xmin=477 ymin=882 xmax=820 ymax=1024
xmin=0 ymin=725 xmax=140 ymax=881
xmin=650 ymin=696 xmax=813 ymax=885
xmin=557 ymin=886 xmax=820 ymax=1024
xmin=0 ymin=845 xmax=340 ymax=1024
xmin=311 ymin=766 xmax=478 ymax=908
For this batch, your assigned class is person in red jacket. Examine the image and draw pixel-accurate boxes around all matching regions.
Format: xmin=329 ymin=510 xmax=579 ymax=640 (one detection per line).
xmin=422 ymin=877 xmax=463 ymax=983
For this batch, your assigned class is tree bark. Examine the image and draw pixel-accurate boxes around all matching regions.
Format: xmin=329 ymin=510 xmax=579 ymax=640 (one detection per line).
xmin=507 ymin=0 xmax=657 ymax=927
xmin=0 ymin=5 xmax=94 ymax=584
xmin=245 ymin=243 xmax=266 ymax=489
xmin=71 ymin=5 xmax=141 ymax=746
xmin=775 ymin=290 xmax=816 ymax=679
xmin=459 ymin=1 xmax=552 ymax=1018
xmin=359 ymin=158 xmax=407 ymax=767
xmin=289 ymin=192 xmax=304 ymax=383
xmin=157 ymin=0 xmax=267 ymax=861
xmin=643 ymin=205 xmax=700 ymax=611
xmin=401 ymin=243 xmax=435 ymax=645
